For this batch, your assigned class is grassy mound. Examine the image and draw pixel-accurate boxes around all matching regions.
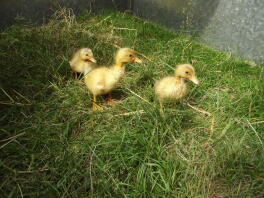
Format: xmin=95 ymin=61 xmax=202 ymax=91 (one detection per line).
xmin=1 ymin=8 xmax=263 ymax=197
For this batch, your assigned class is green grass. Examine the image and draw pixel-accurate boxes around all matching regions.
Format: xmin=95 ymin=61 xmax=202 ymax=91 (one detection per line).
xmin=1 ymin=8 xmax=264 ymax=198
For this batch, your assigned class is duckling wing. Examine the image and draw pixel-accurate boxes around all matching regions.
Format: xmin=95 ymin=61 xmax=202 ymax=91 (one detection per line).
xmin=85 ymin=67 xmax=111 ymax=95
xmin=155 ymin=77 xmax=175 ymax=94
xmin=70 ymin=61 xmax=94 ymax=74
xmin=155 ymin=77 xmax=186 ymax=100
xmin=69 ymin=60 xmax=84 ymax=73
xmin=83 ymin=63 xmax=97 ymax=75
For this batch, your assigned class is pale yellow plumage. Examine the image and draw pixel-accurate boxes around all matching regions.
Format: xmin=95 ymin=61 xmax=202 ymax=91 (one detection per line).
xmin=84 ymin=48 xmax=142 ymax=110
xmin=69 ymin=48 xmax=97 ymax=77
xmin=85 ymin=66 xmax=125 ymax=96
xmin=155 ymin=64 xmax=199 ymax=108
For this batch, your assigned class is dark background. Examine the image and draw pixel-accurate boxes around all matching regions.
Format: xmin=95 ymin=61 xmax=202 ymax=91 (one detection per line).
xmin=0 ymin=0 xmax=130 ymax=30
xmin=1 ymin=0 xmax=263 ymax=63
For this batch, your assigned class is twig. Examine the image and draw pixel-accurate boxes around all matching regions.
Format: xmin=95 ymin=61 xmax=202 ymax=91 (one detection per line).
xmin=17 ymin=183 xmax=24 ymax=198
xmin=0 ymin=101 xmax=31 ymax=106
xmin=186 ymin=102 xmax=211 ymax=116
xmin=17 ymin=168 xmax=49 ymax=174
xmin=0 ymin=132 xmax=26 ymax=142
xmin=113 ymin=27 xmax=137 ymax=31
xmin=206 ymin=116 xmax=215 ymax=145
xmin=251 ymin=121 xmax=264 ymax=124
xmin=93 ymin=15 xmax=111 ymax=27
xmin=126 ymin=88 xmax=152 ymax=106
xmin=210 ymin=117 xmax=215 ymax=133
xmin=12 ymin=89 xmax=31 ymax=103
xmin=0 ymin=132 xmax=27 ymax=150
xmin=1 ymin=161 xmax=49 ymax=174
xmin=114 ymin=110 xmax=145 ymax=117
xmin=1 ymin=88 xmax=14 ymax=102
xmin=247 ymin=120 xmax=263 ymax=147
xmin=136 ymin=52 xmax=152 ymax=62
xmin=0 ymin=138 xmax=16 ymax=150
xmin=162 ymin=61 xmax=175 ymax=70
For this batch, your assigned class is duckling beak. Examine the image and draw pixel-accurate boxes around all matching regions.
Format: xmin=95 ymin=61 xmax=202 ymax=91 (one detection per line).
xmin=89 ymin=57 xmax=97 ymax=63
xmin=190 ymin=76 xmax=200 ymax=85
xmin=133 ymin=57 xmax=143 ymax=64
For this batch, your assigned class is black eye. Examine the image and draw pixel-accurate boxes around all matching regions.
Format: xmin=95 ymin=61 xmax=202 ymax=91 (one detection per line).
xmin=129 ymin=54 xmax=133 ymax=57
xmin=86 ymin=54 xmax=89 ymax=56
xmin=185 ymin=71 xmax=189 ymax=74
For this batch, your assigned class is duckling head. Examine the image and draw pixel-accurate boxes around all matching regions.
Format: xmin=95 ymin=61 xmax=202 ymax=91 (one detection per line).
xmin=175 ymin=64 xmax=200 ymax=85
xmin=114 ymin=48 xmax=142 ymax=67
xmin=79 ymin=48 xmax=97 ymax=63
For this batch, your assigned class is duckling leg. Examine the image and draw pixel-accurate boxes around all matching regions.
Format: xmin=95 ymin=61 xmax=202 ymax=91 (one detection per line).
xmin=158 ymin=100 xmax=165 ymax=115
xmin=71 ymin=71 xmax=78 ymax=79
xmin=92 ymin=95 xmax=103 ymax=111
xmin=106 ymin=93 xmax=117 ymax=106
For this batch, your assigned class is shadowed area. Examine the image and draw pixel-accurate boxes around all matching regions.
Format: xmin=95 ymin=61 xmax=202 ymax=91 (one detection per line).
xmin=0 ymin=0 xmax=129 ymax=30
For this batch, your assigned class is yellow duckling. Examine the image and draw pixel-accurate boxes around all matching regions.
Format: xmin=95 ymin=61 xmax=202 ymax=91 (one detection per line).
xmin=84 ymin=48 xmax=143 ymax=110
xmin=155 ymin=64 xmax=199 ymax=109
xmin=69 ymin=48 xmax=97 ymax=78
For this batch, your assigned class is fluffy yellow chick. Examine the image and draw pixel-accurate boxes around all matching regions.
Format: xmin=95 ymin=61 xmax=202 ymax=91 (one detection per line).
xmin=69 ymin=48 xmax=97 ymax=78
xmin=84 ymin=48 xmax=142 ymax=110
xmin=155 ymin=64 xmax=199 ymax=108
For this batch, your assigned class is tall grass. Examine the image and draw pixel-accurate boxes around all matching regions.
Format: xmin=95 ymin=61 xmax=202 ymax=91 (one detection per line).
xmin=0 ymin=8 xmax=263 ymax=197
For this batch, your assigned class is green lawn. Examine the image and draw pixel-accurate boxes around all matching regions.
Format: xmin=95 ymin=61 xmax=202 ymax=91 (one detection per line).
xmin=1 ymin=9 xmax=264 ymax=197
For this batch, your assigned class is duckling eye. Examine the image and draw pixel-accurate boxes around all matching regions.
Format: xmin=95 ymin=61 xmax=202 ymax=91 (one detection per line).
xmin=185 ymin=71 xmax=189 ymax=74
xmin=129 ymin=54 xmax=133 ymax=57
xmin=85 ymin=54 xmax=89 ymax=56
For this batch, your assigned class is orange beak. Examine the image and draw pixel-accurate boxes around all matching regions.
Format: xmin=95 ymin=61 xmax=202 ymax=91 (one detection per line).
xmin=190 ymin=76 xmax=200 ymax=85
xmin=133 ymin=57 xmax=143 ymax=64
xmin=89 ymin=57 xmax=97 ymax=63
